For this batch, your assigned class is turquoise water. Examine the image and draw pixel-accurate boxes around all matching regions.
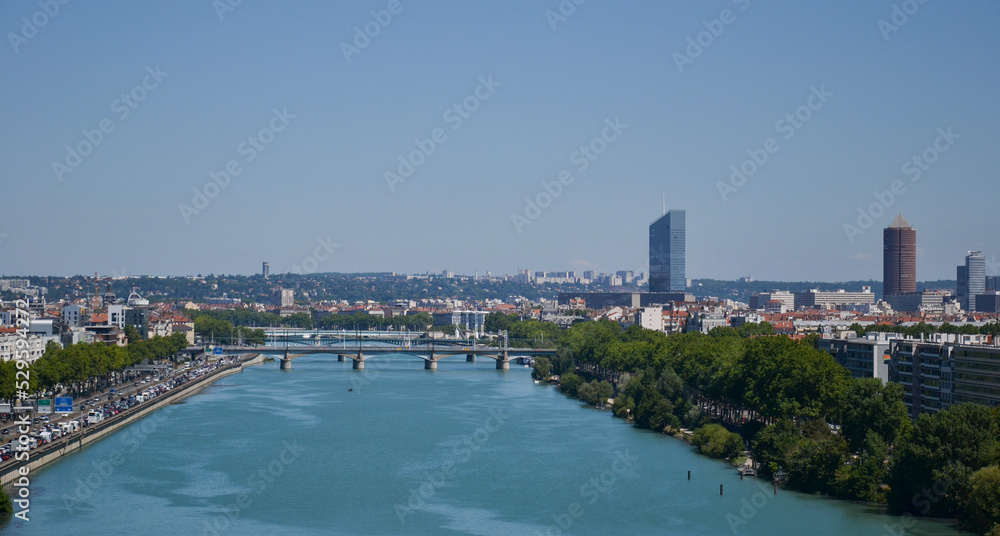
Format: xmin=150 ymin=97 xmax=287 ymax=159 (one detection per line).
xmin=4 ymin=355 xmax=963 ymax=535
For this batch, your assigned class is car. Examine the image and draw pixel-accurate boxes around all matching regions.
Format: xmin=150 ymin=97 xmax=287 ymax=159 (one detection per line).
xmin=1 ymin=429 xmax=8 ymax=435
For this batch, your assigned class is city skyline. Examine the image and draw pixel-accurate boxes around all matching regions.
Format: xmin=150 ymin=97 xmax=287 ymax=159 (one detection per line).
xmin=3 ymin=2 xmax=999 ymax=281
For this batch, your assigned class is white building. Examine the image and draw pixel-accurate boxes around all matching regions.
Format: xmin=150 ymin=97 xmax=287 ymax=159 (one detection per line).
xmin=636 ymin=307 xmax=664 ymax=331
xmin=0 ymin=331 xmax=46 ymax=363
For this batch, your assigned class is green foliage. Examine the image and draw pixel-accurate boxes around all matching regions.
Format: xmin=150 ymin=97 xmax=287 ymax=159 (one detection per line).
xmin=25 ymin=333 xmax=190 ymax=395
xmin=837 ymin=378 xmax=910 ymax=452
xmin=124 ymin=325 xmax=142 ymax=343
xmin=0 ymin=488 xmax=11 ymax=514
xmin=782 ymin=420 xmax=849 ymax=492
xmin=731 ymin=337 xmax=850 ymax=420
xmin=576 ymin=380 xmax=612 ymax=406
xmin=559 ymin=373 xmax=583 ymax=397
xmin=484 ymin=312 xmax=516 ymax=333
xmin=692 ymin=424 xmax=744 ymax=461
xmin=549 ymin=348 xmax=575 ymax=376
xmin=963 ymin=465 xmax=1000 ymax=534
xmin=531 ymin=357 xmax=551 ymax=380
xmin=833 ymin=431 xmax=890 ymax=502
xmin=887 ymin=404 xmax=1000 ymax=517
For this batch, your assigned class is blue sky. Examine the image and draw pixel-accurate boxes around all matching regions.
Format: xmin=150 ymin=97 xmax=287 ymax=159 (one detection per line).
xmin=2 ymin=0 xmax=998 ymax=280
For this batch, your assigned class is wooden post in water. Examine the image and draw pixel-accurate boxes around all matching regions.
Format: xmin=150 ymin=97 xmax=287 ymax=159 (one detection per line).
xmin=773 ymin=482 xmax=777 ymax=495
xmin=720 ymin=484 xmax=723 ymax=495
xmin=687 ymin=471 xmax=691 ymax=481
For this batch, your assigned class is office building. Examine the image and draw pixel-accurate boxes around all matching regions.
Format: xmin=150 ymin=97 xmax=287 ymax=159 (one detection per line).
xmin=957 ymin=251 xmax=986 ymax=312
xmin=818 ymin=334 xmax=893 ymax=383
xmin=649 ymin=209 xmax=685 ymax=292
xmin=884 ymin=291 xmax=949 ymax=314
xmin=889 ymin=336 xmax=1000 ymax=418
xmin=883 ymin=214 xmax=916 ymax=297
xmin=749 ymin=291 xmax=795 ymax=311
xmin=793 ymin=288 xmax=876 ymax=310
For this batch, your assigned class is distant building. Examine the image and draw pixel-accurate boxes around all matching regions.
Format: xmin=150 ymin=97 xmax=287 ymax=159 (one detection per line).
xmin=270 ymin=288 xmax=294 ymax=307
xmin=557 ymin=291 xmax=694 ymax=309
xmin=957 ymin=251 xmax=986 ymax=312
xmin=262 ymin=262 xmax=270 ymax=279
xmin=649 ymin=209 xmax=685 ymax=292
xmin=975 ymin=292 xmax=1000 ymax=313
xmin=885 ymin=291 xmax=950 ymax=314
xmin=749 ymin=291 xmax=794 ymax=311
xmin=793 ymin=289 xmax=876 ymax=310
xmin=883 ymin=214 xmax=916 ymax=297
xmin=636 ymin=307 xmax=663 ymax=331
xmin=61 ymin=304 xmax=87 ymax=328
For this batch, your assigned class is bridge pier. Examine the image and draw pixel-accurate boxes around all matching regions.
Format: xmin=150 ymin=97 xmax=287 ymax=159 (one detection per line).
xmin=424 ymin=360 xmax=437 ymax=370
xmin=337 ymin=355 xmax=346 ymax=362
xmin=353 ymin=359 xmax=365 ymax=370
xmin=280 ymin=357 xmax=292 ymax=370
xmin=466 ymin=354 xmax=475 ymax=363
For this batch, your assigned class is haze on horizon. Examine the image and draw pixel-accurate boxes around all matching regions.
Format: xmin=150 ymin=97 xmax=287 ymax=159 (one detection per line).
xmin=2 ymin=1 xmax=998 ymax=281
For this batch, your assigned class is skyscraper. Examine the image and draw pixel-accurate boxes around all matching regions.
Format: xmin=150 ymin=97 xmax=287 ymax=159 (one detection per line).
xmin=883 ymin=214 xmax=916 ymax=297
xmin=957 ymin=251 xmax=986 ymax=311
xmin=649 ymin=210 xmax=685 ymax=292
xmin=262 ymin=262 xmax=270 ymax=279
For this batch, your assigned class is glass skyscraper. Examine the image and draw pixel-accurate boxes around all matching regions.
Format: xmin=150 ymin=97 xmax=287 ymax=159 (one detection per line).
xmin=958 ymin=251 xmax=986 ymax=312
xmin=649 ymin=210 xmax=685 ymax=292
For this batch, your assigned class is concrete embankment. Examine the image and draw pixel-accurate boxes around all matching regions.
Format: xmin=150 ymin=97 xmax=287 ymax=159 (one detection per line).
xmin=0 ymin=354 xmax=266 ymax=486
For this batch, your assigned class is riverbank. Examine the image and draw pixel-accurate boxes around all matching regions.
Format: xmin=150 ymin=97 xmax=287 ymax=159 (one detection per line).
xmin=0 ymin=353 xmax=265 ymax=488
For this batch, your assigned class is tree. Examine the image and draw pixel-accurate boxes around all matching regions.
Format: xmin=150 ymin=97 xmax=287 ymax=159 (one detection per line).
xmin=484 ymin=312 xmax=516 ymax=334
xmin=531 ymin=357 xmax=551 ymax=380
xmin=963 ymin=465 xmax=1000 ymax=533
xmin=124 ymin=325 xmax=142 ymax=343
xmin=837 ymin=378 xmax=909 ymax=453
xmin=692 ymin=424 xmax=744 ymax=461
xmin=559 ymin=373 xmax=583 ymax=397
xmin=887 ymin=404 xmax=1000 ymax=517
xmin=833 ymin=431 xmax=889 ymax=502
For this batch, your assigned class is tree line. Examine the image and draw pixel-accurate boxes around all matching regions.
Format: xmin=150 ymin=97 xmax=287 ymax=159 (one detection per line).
xmin=0 ymin=333 xmax=190 ymax=400
xmin=527 ymin=318 xmax=1000 ymax=535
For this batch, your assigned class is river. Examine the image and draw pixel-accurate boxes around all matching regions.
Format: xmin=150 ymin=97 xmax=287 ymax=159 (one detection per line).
xmin=2 ymin=354 xmax=964 ymax=535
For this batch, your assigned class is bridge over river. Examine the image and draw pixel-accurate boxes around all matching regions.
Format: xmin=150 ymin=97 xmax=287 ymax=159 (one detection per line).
xmin=204 ymin=342 xmax=557 ymax=371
